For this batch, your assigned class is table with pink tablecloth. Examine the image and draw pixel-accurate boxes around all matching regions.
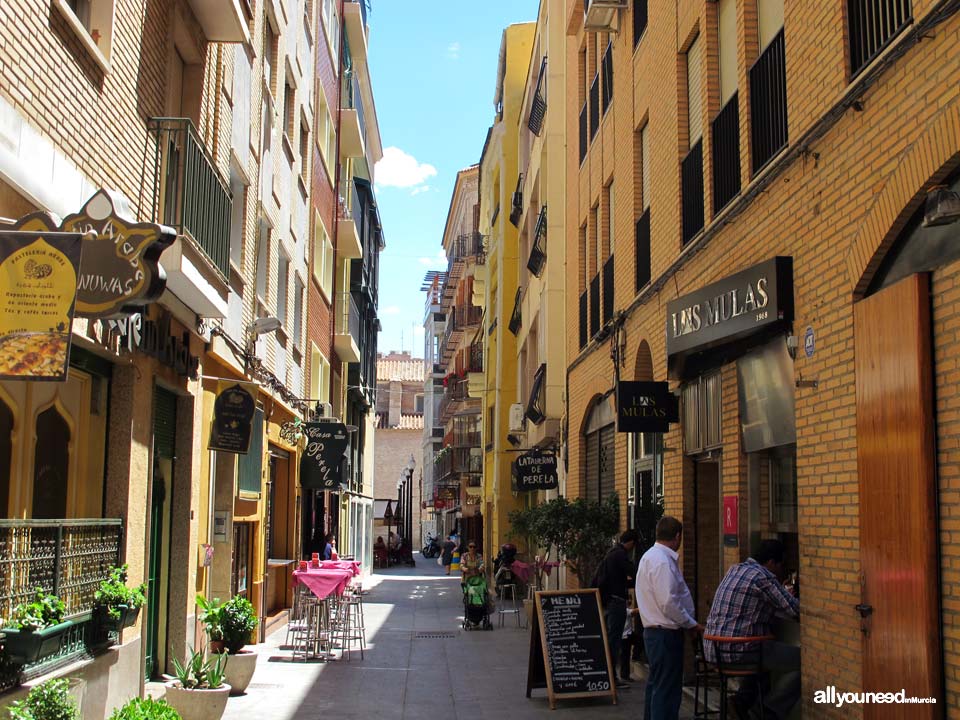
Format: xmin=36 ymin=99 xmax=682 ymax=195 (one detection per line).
xmin=292 ymin=567 xmax=353 ymax=600
xmin=318 ymin=560 xmax=361 ymax=576
xmin=509 ymin=560 xmax=562 ymax=584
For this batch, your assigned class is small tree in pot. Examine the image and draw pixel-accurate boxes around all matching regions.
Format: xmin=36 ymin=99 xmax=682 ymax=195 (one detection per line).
xmin=216 ymin=596 xmax=258 ymax=695
xmin=195 ymin=596 xmax=224 ymax=654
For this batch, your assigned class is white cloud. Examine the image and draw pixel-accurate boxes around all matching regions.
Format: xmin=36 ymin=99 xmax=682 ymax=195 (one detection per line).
xmin=410 ymin=185 xmax=430 ymax=196
xmin=374 ymin=147 xmax=438 ymax=189
xmin=418 ymin=250 xmax=446 ymax=268
xmin=382 ymin=306 xmax=401 ymax=315
xmin=447 ymin=42 xmax=461 ymax=60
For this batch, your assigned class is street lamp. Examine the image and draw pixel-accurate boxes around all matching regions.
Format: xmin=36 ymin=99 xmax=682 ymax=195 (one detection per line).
xmin=405 ymin=455 xmax=416 ymax=562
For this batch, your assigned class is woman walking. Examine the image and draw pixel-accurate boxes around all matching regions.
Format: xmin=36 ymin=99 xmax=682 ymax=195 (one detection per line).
xmin=441 ymin=535 xmax=456 ymax=575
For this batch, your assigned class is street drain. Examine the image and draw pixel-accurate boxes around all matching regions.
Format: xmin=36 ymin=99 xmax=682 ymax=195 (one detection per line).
xmin=414 ymin=631 xmax=457 ymax=639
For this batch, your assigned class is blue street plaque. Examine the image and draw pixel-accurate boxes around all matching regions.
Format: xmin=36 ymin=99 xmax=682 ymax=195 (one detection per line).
xmin=804 ymin=326 xmax=815 ymax=358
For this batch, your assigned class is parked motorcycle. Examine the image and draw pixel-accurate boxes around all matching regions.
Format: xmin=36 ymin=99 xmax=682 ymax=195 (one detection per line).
xmin=422 ymin=533 xmax=441 ymax=559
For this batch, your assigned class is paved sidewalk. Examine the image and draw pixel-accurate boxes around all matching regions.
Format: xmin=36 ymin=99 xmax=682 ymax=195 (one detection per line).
xmin=220 ymin=557 xmax=654 ymax=720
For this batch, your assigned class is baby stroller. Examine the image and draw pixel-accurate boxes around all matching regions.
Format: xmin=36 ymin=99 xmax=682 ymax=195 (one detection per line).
xmin=461 ymin=574 xmax=493 ymax=631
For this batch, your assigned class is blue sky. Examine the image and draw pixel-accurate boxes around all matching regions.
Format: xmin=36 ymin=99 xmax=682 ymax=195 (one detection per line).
xmin=369 ymin=1 xmax=539 ymax=358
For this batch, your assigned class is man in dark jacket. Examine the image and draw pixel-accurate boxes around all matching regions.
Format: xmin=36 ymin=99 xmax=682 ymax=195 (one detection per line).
xmin=594 ymin=529 xmax=638 ymax=688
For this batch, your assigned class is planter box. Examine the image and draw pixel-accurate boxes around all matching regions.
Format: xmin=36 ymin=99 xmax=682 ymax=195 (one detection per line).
xmin=164 ymin=681 xmax=232 ymax=720
xmin=95 ymin=604 xmax=141 ymax=632
xmin=1 ymin=621 xmax=73 ymax=664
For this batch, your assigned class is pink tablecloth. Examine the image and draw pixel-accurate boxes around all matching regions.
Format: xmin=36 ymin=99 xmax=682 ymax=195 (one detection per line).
xmin=292 ymin=568 xmax=353 ymax=600
xmin=319 ymin=560 xmax=361 ymax=576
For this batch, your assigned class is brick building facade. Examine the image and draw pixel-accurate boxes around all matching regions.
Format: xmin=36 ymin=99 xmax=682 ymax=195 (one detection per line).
xmin=565 ymin=0 xmax=960 ymax=714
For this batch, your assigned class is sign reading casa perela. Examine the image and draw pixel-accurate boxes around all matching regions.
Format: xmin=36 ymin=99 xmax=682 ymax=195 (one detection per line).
xmin=666 ymin=256 xmax=794 ymax=366
xmin=300 ymin=422 xmax=350 ymax=490
xmin=616 ymin=381 xmax=679 ymax=434
xmin=9 ymin=189 xmax=175 ymax=318
xmin=514 ymin=448 xmax=558 ymax=492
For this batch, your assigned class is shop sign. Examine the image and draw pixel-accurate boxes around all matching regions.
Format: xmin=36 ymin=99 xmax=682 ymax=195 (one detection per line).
xmin=0 ymin=230 xmax=83 ymax=382
xmin=437 ymin=486 xmax=458 ymax=502
xmin=10 ymin=189 xmax=175 ymax=318
xmin=465 ymin=493 xmax=482 ymax=506
xmin=209 ymin=381 xmax=257 ymax=454
xmin=616 ymin=381 xmax=679 ymax=433
xmin=434 ymin=499 xmax=446 ymax=510
xmin=666 ymin=257 xmax=793 ymax=361
xmin=300 ymin=422 xmax=349 ymax=489
xmin=513 ymin=448 xmax=558 ymax=492
xmin=723 ymin=495 xmax=738 ymax=547
xmin=121 ymin=312 xmax=199 ymax=379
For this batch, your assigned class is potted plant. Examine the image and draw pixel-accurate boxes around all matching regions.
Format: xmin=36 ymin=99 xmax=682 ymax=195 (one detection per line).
xmin=216 ymin=596 xmax=258 ymax=695
xmin=7 ymin=677 xmax=79 ymax=720
xmin=2 ymin=589 xmax=72 ymax=665
xmin=163 ymin=647 xmax=230 ymax=720
xmin=108 ymin=697 xmax=182 ymax=720
xmin=194 ymin=596 xmax=224 ymax=654
xmin=94 ymin=565 xmax=147 ymax=632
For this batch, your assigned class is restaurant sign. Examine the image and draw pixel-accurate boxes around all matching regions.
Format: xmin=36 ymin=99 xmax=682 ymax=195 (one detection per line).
xmin=513 ymin=448 xmax=558 ymax=492
xmin=300 ymin=422 xmax=350 ymax=489
xmin=616 ymin=381 xmax=678 ymax=433
xmin=10 ymin=190 xmax=175 ymax=319
xmin=666 ymin=256 xmax=793 ymax=361
xmin=209 ymin=381 xmax=257 ymax=454
xmin=0 ymin=231 xmax=83 ymax=381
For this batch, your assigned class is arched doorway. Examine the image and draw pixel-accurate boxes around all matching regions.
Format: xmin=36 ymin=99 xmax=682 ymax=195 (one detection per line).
xmin=32 ymin=406 xmax=70 ymax=519
xmin=582 ymin=394 xmax=616 ymax=503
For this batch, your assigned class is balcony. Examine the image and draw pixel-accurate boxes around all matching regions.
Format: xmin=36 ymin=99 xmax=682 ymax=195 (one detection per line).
xmin=441 ymin=304 xmax=483 ymax=363
xmin=508 ymin=286 xmax=523 ymax=336
xmin=750 ymin=30 xmax=788 ymax=174
xmin=467 ymin=342 xmax=484 ymax=398
xmin=601 ymin=41 xmax=613 ymax=114
xmin=344 ymin=0 xmax=369 ymax=70
xmin=148 ymin=117 xmax=231 ymax=317
xmin=590 ymin=273 xmax=600 ymax=337
xmin=436 ymin=447 xmax=482 ymax=482
xmin=187 ymin=0 xmax=249 ymax=43
xmin=584 ymin=0 xmax=628 ymax=32
xmin=0 ymin=519 xmax=123 ymax=687
xmin=635 ymin=209 xmax=651 ymax=292
xmin=603 ymin=255 xmax=614 ymax=325
xmin=579 ymin=290 xmax=588 ymax=349
xmin=340 ymin=72 xmax=368 ymax=161
xmin=589 ymin=73 xmax=600 ymax=140
xmin=525 ymin=363 xmax=547 ymax=425
xmin=527 ymin=206 xmax=547 ymax=277
xmin=681 ymin=139 xmax=704 ymax=244
xmin=510 ymin=173 xmax=524 ymax=227
xmin=579 ymin=102 xmax=588 ymax=164
xmin=334 ymin=292 xmax=361 ymax=363
xmin=848 ymin=0 xmax=911 ymax=77
xmin=527 ymin=57 xmax=547 ymax=136
xmin=449 ymin=232 xmax=486 ymax=267
xmin=337 ymin=183 xmax=363 ymax=259
xmin=712 ymin=92 xmax=741 ymax=213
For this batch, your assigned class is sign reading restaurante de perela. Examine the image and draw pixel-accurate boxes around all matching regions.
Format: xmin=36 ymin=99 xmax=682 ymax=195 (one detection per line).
xmin=666 ymin=256 xmax=794 ymax=362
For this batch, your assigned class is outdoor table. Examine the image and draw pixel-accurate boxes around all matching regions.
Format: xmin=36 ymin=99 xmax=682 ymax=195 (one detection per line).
xmin=318 ymin=559 xmax=362 ymax=577
xmin=292 ymin=567 xmax=354 ymax=600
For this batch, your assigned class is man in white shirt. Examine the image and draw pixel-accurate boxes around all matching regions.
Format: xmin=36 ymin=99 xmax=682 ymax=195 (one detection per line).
xmin=635 ymin=516 xmax=701 ymax=720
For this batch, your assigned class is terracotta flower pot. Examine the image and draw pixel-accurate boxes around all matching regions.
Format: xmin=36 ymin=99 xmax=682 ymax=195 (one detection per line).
xmin=222 ymin=649 xmax=257 ymax=695
xmin=208 ymin=639 xmax=226 ymax=655
xmin=164 ymin=682 xmax=232 ymax=720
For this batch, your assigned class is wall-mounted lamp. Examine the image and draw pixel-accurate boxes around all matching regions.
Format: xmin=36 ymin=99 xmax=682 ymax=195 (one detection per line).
xmin=922 ymin=185 xmax=960 ymax=227
xmin=246 ymin=316 xmax=281 ymax=346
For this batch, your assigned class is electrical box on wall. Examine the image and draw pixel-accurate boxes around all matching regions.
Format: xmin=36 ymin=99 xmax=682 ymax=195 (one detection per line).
xmin=508 ymin=403 xmax=525 ymax=432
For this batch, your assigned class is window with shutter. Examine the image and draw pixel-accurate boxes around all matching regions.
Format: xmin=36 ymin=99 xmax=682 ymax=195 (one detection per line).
xmin=238 ymin=408 xmax=264 ymax=495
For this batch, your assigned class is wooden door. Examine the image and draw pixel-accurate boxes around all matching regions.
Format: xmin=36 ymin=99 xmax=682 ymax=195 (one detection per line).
xmin=855 ymin=273 xmax=941 ymax=714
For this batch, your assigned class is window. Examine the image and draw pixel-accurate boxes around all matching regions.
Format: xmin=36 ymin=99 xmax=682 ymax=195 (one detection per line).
xmin=713 ymin=0 xmax=742 ymax=213
xmin=256 ymin=219 xmax=269 ymax=301
xmin=848 ymin=0 xmax=911 ymax=77
xmin=606 ymin=182 xmax=614 ymax=256
xmin=635 ymin=125 xmax=651 ymax=291
xmin=0 ymin=400 xmax=11 ymax=515
xmin=682 ymin=372 xmax=721 ymax=454
xmin=312 ymin=212 xmax=334 ymax=300
xmin=628 ymin=432 xmax=662 ymax=549
xmin=229 ymin=169 xmax=246 ymax=270
xmin=321 ymin=0 xmax=340 ymax=63
xmin=293 ymin=274 xmax=304 ymax=346
xmin=32 ymin=407 xmax=70 ymax=519
xmin=276 ymin=252 xmax=289 ymax=325
xmin=769 ymin=452 xmax=797 ymax=526
xmin=601 ymin=41 xmax=613 ymax=114
xmin=633 ymin=0 xmax=648 ymax=47
xmin=584 ymin=398 xmax=616 ymax=503
xmin=265 ymin=22 xmax=278 ymax=96
xmin=682 ymin=35 xmax=705 ymax=244
xmin=54 ymin=0 xmax=114 ymax=71
xmin=283 ymin=80 xmax=295 ymax=139
xmin=687 ymin=35 xmax=703 ymax=147
xmin=232 ymin=522 xmax=252 ymax=596
xmin=300 ymin=122 xmax=310 ymax=183
xmin=316 ymin=82 xmax=336 ymax=175
xmin=415 ymin=395 xmax=425 ymax=414
xmin=238 ymin=408 xmax=264 ymax=495
xmin=750 ymin=1 xmax=787 ymax=173
xmin=310 ymin=344 xmax=331 ymax=405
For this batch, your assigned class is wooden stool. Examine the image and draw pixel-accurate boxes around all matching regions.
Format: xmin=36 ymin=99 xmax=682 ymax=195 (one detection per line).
xmin=702 ymin=634 xmax=776 ymax=720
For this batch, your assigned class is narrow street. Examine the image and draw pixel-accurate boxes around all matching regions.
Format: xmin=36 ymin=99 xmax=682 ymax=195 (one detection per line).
xmin=221 ymin=558 xmax=651 ymax=720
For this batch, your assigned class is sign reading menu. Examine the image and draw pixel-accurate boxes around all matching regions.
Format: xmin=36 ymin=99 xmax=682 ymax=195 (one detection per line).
xmin=209 ymin=381 xmax=257 ymax=453
xmin=616 ymin=381 xmax=679 ymax=433
xmin=299 ymin=422 xmax=349 ymax=489
xmin=0 ymin=231 xmax=83 ymax=381
xmin=513 ymin=448 xmax=559 ymax=492
xmin=10 ymin=189 xmax=175 ymax=319
xmin=526 ymin=590 xmax=617 ymax=709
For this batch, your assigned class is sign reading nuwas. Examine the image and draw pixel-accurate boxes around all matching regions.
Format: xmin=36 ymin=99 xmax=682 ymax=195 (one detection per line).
xmin=0 ymin=231 xmax=83 ymax=381
xmin=10 ymin=190 xmax=175 ymax=319
xmin=209 ymin=381 xmax=257 ymax=453
xmin=616 ymin=381 xmax=679 ymax=433
xmin=666 ymin=256 xmax=793 ymax=361
xmin=513 ymin=448 xmax=558 ymax=492
xmin=300 ymin=422 xmax=349 ymax=489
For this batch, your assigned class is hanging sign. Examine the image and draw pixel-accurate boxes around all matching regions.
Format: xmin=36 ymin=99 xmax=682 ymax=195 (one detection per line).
xmin=10 ymin=189 xmax=175 ymax=318
xmin=209 ymin=381 xmax=258 ymax=454
xmin=299 ymin=422 xmax=349 ymax=489
xmin=0 ymin=230 xmax=83 ymax=381
xmin=723 ymin=495 xmax=739 ymax=547
xmin=616 ymin=381 xmax=679 ymax=433
xmin=513 ymin=448 xmax=558 ymax=492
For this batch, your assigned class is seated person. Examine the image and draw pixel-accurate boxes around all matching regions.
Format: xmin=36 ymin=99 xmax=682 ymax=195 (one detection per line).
xmin=373 ymin=537 xmax=388 ymax=568
xmin=323 ymin=533 xmax=335 ymax=560
xmin=704 ymin=539 xmax=800 ymax=720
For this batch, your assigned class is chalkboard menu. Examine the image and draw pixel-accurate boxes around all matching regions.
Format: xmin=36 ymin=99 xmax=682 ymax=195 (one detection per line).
xmin=526 ymin=590 xmax=617 ymax=709
xmin=209 ymin=381 xmax=257 ymax=453
xmin=299 ymin=422 xmax=349 ymax=489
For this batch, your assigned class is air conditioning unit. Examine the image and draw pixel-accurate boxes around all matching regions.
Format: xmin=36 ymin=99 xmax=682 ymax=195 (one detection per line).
xmin=584 ymin=0 xmax=628 ymax=32
xmin=508 ymin=403 xmax=526 ymax=433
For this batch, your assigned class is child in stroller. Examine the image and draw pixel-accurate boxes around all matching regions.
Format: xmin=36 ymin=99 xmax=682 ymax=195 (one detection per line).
xmin=461 ymin=574 xmax=493 ymax=630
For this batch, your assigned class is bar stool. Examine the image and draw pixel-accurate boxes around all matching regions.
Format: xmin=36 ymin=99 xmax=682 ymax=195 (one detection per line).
xmin=496 ymin=583 xmax=522 ymax=628
xmin=289 ymin=585 xmax=321 ymax=661
xmin=702 ymin=634 xmax=775 ymax=720
xmin=333 ymin=592 xmax=365 ymax=661
xmin=692 ymin=630 xmax=720 ymax=718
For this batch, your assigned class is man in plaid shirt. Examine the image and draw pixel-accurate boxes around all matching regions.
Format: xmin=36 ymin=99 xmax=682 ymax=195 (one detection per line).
xmin=704 ymin=540 xmax=800 ymax=720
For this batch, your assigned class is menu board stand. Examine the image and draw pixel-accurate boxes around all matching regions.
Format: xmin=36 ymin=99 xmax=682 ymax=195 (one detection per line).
xmin=526 ymin=589 xmax=617 ymax=709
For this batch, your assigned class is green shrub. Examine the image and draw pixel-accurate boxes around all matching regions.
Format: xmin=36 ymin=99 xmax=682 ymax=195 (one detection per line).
xmin=107 ymin=697 xmax=181 ymax=720
xmin=219 ymin=596 xmax=257 ymax=654
xmin=171 ymin=647 xmax=227 ymax=690
xmin=94 ymin=566 xmax=147 ymax=621
xmin=7 ymin=678 xmax=78 ymax=720
xmin=194 ymin=596 xmax=223 ymax=643
xmin=4 ymin=589 xmax=66 ymax=632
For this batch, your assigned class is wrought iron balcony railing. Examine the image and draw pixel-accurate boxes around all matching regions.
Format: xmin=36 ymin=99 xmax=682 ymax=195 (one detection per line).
xmin=603 ymin=255 xmax=614 ymax=324
xmin=848 ymin=0 xmax=911 ymax=77
xmin=681 ymin=139 xmax=704 ymax=244
xmin=749 ymin=30 xmax=788 ymax=174
xmin=468 ymin=342 xmax=483 ymax=373
xmin=579 ymin=101 xmax=588 ymax=164
xmin=148 ymin=117 xmax=232 ymax=279
xmin=510 ymin=173 xmax=524 ymax=228
xmin=712 ymin=92 xmax=741 ymax=213
xmin=579 ymin=290 xmax=588 ymax=349
xmin=589 ymin=73 xmax=600 ymax=140
xmin=509 ymin=286 xmax=523 ymax=336
xmin=527 ymin=57 xmax=547 ymax=136
xmin=590 ymin=272 xmax=600 ymax=337
xmin=601 ymin=41 xmax=613 ymax=114
xmin=635 ymin=209 xmax=651 ymax=292
xmin=527 ymin=205 xmax=547 ymax=277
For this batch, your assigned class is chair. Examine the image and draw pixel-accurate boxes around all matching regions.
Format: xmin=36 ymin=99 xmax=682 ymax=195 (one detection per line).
xmin=287 ymin=583 xmax=321 ymax=661
xmin=332 ymin=589 xmax=366 ymax=661
xmin=496 ymin=583 xmax=523 ymax=628
xmin=702 ymin=634 xmax=776 ymax=720
xmin=691 ymin=630 xmax=720 ymax=719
